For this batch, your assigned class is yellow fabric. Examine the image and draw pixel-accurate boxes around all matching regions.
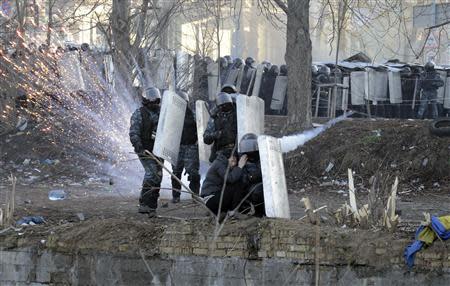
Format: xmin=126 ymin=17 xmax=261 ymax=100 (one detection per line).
xmin=418 ymin=215 xmax=450 ymax=245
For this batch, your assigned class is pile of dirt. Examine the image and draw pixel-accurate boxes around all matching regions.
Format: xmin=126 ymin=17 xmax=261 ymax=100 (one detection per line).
xmin=285 ymin=119 xmax=450 ymax=187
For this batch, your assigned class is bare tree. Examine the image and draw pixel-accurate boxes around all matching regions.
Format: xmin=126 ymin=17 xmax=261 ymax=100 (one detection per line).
xmin=259 ymin=0 xmax=312 ymax=130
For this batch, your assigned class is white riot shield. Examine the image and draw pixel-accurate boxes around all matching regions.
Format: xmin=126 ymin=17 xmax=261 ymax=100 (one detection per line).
xmin=251 ymin=64 xmax=264 ymax=97
xmin=207 ymin=62 xmax=219 ymax=101
xmin=103 ymin=54 xmax=114 ymax=87
xmin=444 ymin=77 xmax=450 ymax=109
xmin=58 ymin=51 xmax=85 ymax=92
xmin=258 ymin=135 xmax=290 ymax=219
xmin=342 ymin=76 xmax=349 ymax=110
xmin=437 ymin=70 xmax=447 ymax=104
xmin=270 ymin=75 xmax=288 ymax=111
xmin=225 ymin=68 xmax=240 ymax=86
xmin=365 ymin=69 xmax=388 ymax=102
xmin=388 ymin=71 xmax=403 ymax=104
xmin=350 ymin=71 xmax=365 ymax=105
xmin=153 ymin=91 xmax=187 ymax=165
xmin=176 ymin=51 xmax=193 ymax=93
xmin=195 ymin=100 xmax=211 ymax=163
xmin=236 ymin=94 xmax=264 ymax=152
xmin=235 ymin=66 xmax=245 ymax=92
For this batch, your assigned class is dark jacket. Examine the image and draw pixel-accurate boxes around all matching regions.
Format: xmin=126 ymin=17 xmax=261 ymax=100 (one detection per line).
xmin=180 ymin=107 xmax=198 ymax=145
xmin=203 ymin=109 xmax=237 ymax=149
xmin=129 ymin=105 xmax=160 ymax=153
xmin=241 ymin=161 xmax=262 ymax=188
xmin=201 ymin=153 xmax=243 ymax=197
xmin=419 ymin=71 xmax=444 ymax=94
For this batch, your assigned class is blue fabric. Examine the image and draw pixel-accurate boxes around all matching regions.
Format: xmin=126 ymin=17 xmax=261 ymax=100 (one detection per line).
xmin=404 ymin=226 xmax=425 ymax=268
xmin=431 ymin=216 xmax=450 ymax=240
xmin=16 ymin=216 xmax=45 ymax=225
xmin=404 ymin=216 xmax=450 ymax=268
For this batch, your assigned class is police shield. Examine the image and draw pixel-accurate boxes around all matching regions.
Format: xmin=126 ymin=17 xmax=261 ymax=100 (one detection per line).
xmin=270 ymin=75 xmax=288 ymax=111
xmin=153 ymin=91 xmax=187 ymax=165
xmin=365 ymin=69 xmax=388 ymax=103
xmin=350 ymin=71 xmax=365 ymax=105
xmin=195 ymin=100 xmax=211 ymax=162
xmin=207 ymin=61 xmax=219 ymax=101
xmin=444 ymin=76 xmax=450 ymax=109
xmin=236 ymin=94 xmax=264 ymax=152
xmin=103 ymin=54 xmax=114 ymax=87
xmin=58 ymin=51 xmax=85 ymax=92
xmin=176 ymin=51 xmax=193 ymax=93
xmin=437 ymin=70 xmax=447 ymax=104
xmin=258 ymin=135 xmax=290 ymax=219
xmin=251 ymin=64 xmax=264 ymax=97
xmin=388 ymin=70 xmax=403 ymax=104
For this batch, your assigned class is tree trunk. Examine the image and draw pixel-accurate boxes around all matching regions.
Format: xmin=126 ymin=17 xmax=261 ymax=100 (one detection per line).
xmin=111 ymin=0 xmax=134 ymax=94
xmin=284 ymin=0 xmax=312 ymax=132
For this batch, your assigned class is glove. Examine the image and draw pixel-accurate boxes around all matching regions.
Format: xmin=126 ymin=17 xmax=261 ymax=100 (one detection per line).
xmin=134 ymin=144 xmax=144 ymax=155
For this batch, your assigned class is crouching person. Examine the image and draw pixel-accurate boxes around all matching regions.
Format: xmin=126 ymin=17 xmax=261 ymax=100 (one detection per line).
xmin=201 ymin=133 xmax=265 ymax=217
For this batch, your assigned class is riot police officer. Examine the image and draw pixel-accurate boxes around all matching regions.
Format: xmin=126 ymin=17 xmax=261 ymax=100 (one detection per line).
xmin=129 ymin=87 xmax=162 ymax=217
xmin=417 ymin=62 xmax=444 ymax=119
xmin=203 ymin=92 xmax=238 ymax=162
xmin=171 ymin=91 xmax=201 ymax=203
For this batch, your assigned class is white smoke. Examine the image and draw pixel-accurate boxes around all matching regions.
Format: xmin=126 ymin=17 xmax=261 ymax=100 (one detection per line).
xmin=280 ymin=112 xmax=353 ymax=153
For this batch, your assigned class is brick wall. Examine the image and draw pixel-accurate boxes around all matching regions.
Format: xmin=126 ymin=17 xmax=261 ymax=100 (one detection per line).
xmin=1 ymin=219 xmax=449 ymax=285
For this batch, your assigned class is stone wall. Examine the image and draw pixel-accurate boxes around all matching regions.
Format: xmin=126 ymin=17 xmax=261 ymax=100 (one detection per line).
xmin=1 ymin=219 xmax=449 ymax=285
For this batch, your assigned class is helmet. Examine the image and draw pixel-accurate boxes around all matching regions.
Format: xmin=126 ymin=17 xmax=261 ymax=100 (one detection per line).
xmin=269 ymin=65 xmax=280 ymax=75
xmin=219 ymin=57 xmax=228 ymax=68
xmin=424 ymin=61 xmax=435 ymax=72
xmin=142 ymin=87 xmax=161 ymax=102
xmin=319 ymin=65 xmax=331 ymax=76
xmin=233 ymin=58 xmax=244 ymax=68
xmin=280 ymin=65 xmax=288 ymax=76
xmin=81 ymin=43 xmax=90 ymax=51
xmin=224 ymin=55 xmax=233 ymax=65
xmin=176 ymin=90 xmax=189 ymax=101
xmin=221 ymin=84 xmax=237 ymax=94
xmin=216 ymin=92 xmax=233 ymax=107
xmin=245 ymin=57 xmax=255 ymax=66
xmin=239 ymin=133 xmax=259 ymax=154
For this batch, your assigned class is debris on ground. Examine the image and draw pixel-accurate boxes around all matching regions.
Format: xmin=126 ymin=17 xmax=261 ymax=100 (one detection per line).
xmin=404 ymin=214 xmax=450 ymax=268
xmin=16 ymin=216 xmax=45 ymax=226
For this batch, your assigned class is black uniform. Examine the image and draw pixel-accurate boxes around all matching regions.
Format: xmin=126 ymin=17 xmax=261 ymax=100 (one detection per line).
xmin=203 ymin=108 xmax=237 ymax=162
xmin=129 ymin=105 xmax=162 ymax=210
xmin=171 ymin=107 xmax=201 ymax=197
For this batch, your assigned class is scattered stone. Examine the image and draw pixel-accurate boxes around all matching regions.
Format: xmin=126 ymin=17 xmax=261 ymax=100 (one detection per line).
xmin=325 ymin=162 xmax=334 ymax=173
xmin=48 ymin=189 xmax=67 ymax=201
xmin=23 ymin=159 xmax=31 ymax=166
xmin=76 ymin=213 xmax=85 ymax=221
xmin=422 ymin=158 xmax=428 ymax=167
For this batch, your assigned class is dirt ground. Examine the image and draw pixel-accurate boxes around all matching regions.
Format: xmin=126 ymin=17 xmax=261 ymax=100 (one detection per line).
xmin=1 ymin=118 xmax=449 ymax=249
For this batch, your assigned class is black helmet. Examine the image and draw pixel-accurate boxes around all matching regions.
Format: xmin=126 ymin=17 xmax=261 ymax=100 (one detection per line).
xmin=269 ymin=65 xmax=280 ymax=75
xmin=280 ymin=65 xmax=288 ymax=76
xmin=233 ymin=58 xmax=244 ymax=68
xmin=216 ymin=92 xmax=233 ymax=107
xmin=176 ymin=90 xmax=189 ymax=102
xmin=221 ymin=84 xmax=237 ymax=94
xmin=142 ymin=87 xmax=161 ymax=102
xmin=245 ymin=57 xmax=255 ymax=66
xmin=319 ymin=65 xmax=331 ymax=76
xmin=424 ymin=61 xmax=435 ymax=72
xmin=224 ymin=55 xmax=233 ymax=65
xmin=239 ymin=133 xmax=259 ymax=154
xmin=81 ymin=43 xmax=90 ymax=51
xmin=219 ymin=57 xmax=227 ymax=68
